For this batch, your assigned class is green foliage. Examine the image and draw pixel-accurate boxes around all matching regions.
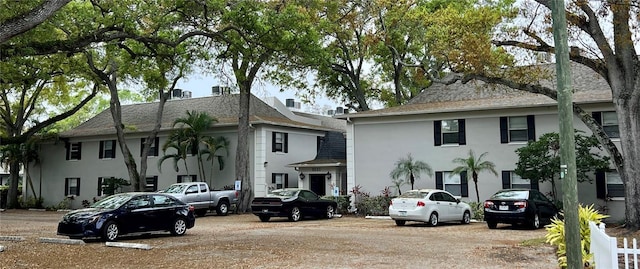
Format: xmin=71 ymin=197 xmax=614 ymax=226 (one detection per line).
xmin=322 ymin=195 xmax=351 ymax=214
xmin=390 ymin=153 xmax=433 ymax=190
xmin=101 ymin=177 xmax=130 ymax=196
xmin=355 ymin=195 xmax=394 ymax=217
xmin=515 ymin=131 xmax=610 ymax=200
xmin=545 ymin=204 xmax=608 ymax=269
xmin=451 ymin=150 xmax=497 ymax=203
xmin=19 ymin=196 xmax=44 ymax=209
xmin=468 ymin=201 xmax=484 ymax=220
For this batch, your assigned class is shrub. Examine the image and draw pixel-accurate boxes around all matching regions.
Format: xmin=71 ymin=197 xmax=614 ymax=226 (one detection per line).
xmin=322 ymin=195 xmax=350 ymax=214
xmin=355 ymin=195 xmax=393 ymax=216
xmin=19 ymin=196 xmax=44 ymax=209
xmin=545 ymin=204 xmax=608 ymax=268
xmin=468 ymin=202 xmax=484 ymax=220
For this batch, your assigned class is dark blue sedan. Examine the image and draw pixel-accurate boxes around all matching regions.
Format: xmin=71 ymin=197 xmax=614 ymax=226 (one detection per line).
xmin=57 ymin=192 xmax=196 ymax=241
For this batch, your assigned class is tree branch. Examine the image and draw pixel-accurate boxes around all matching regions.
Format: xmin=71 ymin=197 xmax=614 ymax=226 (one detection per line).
xmin=0 ymin=0 xmax=71 ymax=43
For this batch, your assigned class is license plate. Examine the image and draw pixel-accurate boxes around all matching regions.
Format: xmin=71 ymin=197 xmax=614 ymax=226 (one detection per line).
xmin=499 ymin=205 xmax=508 ymax=210
xmin=399 ymin=211 xmax=407 ymax=216
xmin=262 ymin=209 xmax=269 ymax=213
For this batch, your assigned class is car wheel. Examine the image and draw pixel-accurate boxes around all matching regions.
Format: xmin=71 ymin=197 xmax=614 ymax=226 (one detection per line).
xmin=461 ymin=210 xmax=471 ymax=224
xmin=395 ymin=220 xmax=406 ymax=226
xmin=326 ymin=205 xmax=335 ymax=219
xmin=530 ymin=213 xmax=541 ymax=229
xmin=102 ymin=221 xmax=119 ymax=242
xmin=195 ymin=209 xmax=207 ymax=217
xmin=288 ymin=207 xmax=301 ymax=222
xmin=259 ymin=215 xmax=271 ymax=222
xmin=216 ymin=201 xmax=230 ymax=216
xmin=428 ymin=212 xmax=439 ymax=226
xmin=487 ymin=221 xmax=497 ymax=229
xmin=171 ymin=218 xmax=188 ymax=236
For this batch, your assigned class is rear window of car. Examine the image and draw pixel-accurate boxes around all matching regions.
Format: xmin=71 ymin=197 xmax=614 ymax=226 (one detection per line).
xmin=398 ymin=191 xmax=429 ymax=199
xmin=491 ymin=190 xmax=529 ymax=200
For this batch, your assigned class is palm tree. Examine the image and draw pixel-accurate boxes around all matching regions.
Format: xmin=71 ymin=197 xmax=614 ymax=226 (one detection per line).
xmin=158 ymin=129 xmax=191 ymax=175
xmin=200 ymin=136 xmax=230 ymax=187
xmin=452 ymin=150 xmax=498 ymax=203
xmin=172 ymin=110 xmax=217 ymax=182
xmin=390 ymin=153 xmax=433 ymax=190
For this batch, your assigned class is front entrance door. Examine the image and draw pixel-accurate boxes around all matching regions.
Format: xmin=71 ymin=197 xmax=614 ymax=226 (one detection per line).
xmin=309 ymin=174 xmax=326 ymax=196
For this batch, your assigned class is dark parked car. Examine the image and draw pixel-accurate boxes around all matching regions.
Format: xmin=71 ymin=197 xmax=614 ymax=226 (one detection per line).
xmin=57 ymin=192 xmax=196 ymax=241
xmin=483 ymin=189 xmax=559 ymax=229
xmin=251 ymin=189 xmax=337 ymax=222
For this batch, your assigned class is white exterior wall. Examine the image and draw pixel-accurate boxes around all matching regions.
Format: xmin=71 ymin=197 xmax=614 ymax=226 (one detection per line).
xmin=347 ymin=104 xmax=623 ymax=220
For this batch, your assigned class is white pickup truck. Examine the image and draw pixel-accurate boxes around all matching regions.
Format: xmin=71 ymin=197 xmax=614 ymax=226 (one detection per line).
xmin=160 ymin=182 xmax=240 ymax=217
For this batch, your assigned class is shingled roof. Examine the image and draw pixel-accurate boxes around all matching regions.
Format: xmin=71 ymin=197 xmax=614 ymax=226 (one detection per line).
xmin=62 ymin=94 xmax=337 ymax=137
xmin=340 ymin=62 xmax=612 ymax=118
xmin=288 ymin=131 xmax=346 ymax=167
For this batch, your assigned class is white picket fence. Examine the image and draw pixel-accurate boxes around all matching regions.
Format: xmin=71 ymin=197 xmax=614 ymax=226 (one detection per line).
xmin=590 ymin=221 xmax=640 ymax=269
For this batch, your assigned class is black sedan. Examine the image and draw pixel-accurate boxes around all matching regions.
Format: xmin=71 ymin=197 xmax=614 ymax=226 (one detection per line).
xmin=57 ymin=192 xmax=196 ymax=241
xmin=251 ymin=188 xmax=338 ymax=222
xmin=483 ymin=189 xmax=559 ymax=229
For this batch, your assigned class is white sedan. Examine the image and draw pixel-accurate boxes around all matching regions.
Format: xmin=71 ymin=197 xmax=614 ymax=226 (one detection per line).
xmin=389 ymin=189 xmax=472 ymax=226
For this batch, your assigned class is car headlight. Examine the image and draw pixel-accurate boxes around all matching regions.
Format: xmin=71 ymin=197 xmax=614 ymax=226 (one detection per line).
xmin=85 ymin=215 xmax=101 ymax=224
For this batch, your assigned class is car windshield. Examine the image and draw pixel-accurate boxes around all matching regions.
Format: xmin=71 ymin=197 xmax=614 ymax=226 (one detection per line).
xmin=91 ymin=194 xmax=133 ymax=209
xmin=491 ymin=190 xmax=529 ymax=200
xmin=267 ymin=189 xmax=297 ymax=198
xmin=398 ymin=191 xmax=429 ymax=199
xmin=162 ymin=184 xmax=186 ymax=194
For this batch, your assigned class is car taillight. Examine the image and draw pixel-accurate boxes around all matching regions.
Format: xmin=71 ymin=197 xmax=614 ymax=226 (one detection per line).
xmin=484 ymin=201 xmax=494 ymax=208
xmin=188 ymin=205 xmax=195 ymax=212
xmin=389 ymin=200 xmax=393 ymax=206
xmin=514 ymin=201 xmax=527 ymax=208
xmin=235 ymin=191 xmax=239 ymax=198
xmin=416 ymin=201 xmax=426 ymax=207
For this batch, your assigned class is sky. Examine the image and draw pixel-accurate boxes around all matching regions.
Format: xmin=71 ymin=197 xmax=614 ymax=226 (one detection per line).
xmin=174 ymin=73 xmax=343 ymax=115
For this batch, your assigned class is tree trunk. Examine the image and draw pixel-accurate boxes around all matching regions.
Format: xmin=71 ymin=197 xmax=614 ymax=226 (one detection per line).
xmin=616 ymin=100 xmax=640 ymax=230
xmin=473 ymin=172 xmax=479 ymax=203
xmin=6 ymin=162 xmax=21 ymax=208
xmin=236 ymin=82 xmax=252 ymax=212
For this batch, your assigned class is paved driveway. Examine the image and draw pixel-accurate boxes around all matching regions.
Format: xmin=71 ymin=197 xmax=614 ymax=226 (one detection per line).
xmin=0 ymin=210 xmax=558 ymax=268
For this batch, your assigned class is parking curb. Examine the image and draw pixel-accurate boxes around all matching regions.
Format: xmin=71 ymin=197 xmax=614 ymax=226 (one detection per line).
xmin=38 ymin=237 xmax=85 ymax=245
xmin=105 ymin=241 xmax=152 ymax=250
xmin=0 ymin=236 xmax=25 ymax=241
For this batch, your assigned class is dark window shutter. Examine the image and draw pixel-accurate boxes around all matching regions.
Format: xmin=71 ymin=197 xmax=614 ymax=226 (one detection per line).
xmin=592 ymin=112 xmax=602 ymax=125
xmin=284 ymin=133 xmax=288 ymax=153
xmin=177 ymin=175 xmax=182 ymax=183
xmin=78 ymin=143 xmax=82 ymax=160
xmin=140 ymin=138 xmax=145 ymax=157
xmin=460 ymin=171 xmax=468 ymax=197
xmin=64 ymin=178 xmax=69 ymax=196
xmin=76 ymin=178 xmax=81 ymax=195
xmin=153 ymin=176 xmax=158 ymax=191
xmin=65 ymin=142 xmax=70 ymax=160
xmin=153 ymin=137 xmax=159 ymax=156
xmin=435 ymin=172 xmax=443 ymax=190
xmin=98 ymin=177 xmax=103 ymax=196
xmin=500 ymin=117 xmax=508 ymax=144
xmin=434 ymin=121 xmax=442 ymax=146
xmin=527 ymin=115 xmax=536 ymax=141
xmin=501 ymin=171 xmax=510 ymax=189
xmin=596 ymin=170 xmax=606 ymax=199
xmin=99 ymin=141 xmax=104 ymax=159
xmin=272 ymin=174 xmax=276 ymax=184
xmin=111 ymin=140 xmax=117 ymax=158
xmin=284 ymin=174 xmax=289 ymax=188
xmin=530 ymin=179 xmax=539 ymax=190
xmin=271 ymin=133 xmax=276 ymax=152
xmin=458 ymin=119 xmax=466 ymax=145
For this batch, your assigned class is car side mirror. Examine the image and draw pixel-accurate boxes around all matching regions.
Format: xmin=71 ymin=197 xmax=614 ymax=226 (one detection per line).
xmin=456 ymin=198 xmax=461 ymax=204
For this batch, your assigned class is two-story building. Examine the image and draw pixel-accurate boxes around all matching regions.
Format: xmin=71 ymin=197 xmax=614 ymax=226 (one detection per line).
xmin=28 ymin=92 xmax=346 ymax=208
xmin=338 ymin=62 xmax=624 ymax=221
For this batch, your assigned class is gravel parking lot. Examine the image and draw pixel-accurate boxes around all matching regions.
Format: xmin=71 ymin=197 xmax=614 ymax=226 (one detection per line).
xmin=0 ymin=210 xmax=558 ymax=269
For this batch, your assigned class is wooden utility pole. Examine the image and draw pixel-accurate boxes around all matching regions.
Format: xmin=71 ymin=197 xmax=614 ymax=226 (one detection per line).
xmin=551 ymin=1 xmax=581 ymax=268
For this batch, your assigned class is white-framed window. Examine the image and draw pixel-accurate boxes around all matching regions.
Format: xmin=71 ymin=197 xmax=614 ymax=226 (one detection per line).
xmin=66 ymin=142 xmax=82 ymax=160
xmin=272 ymin=132 xmax=288 ymax=153
xmin=271 ymin=173 xmax=288 ymax=189
xmin=65 ymin=178 xmax=80 ymax=196
xmin=441 ymin=120 xmax=459 ymax=144
xmin=606 ymin=172 xmax=624 ymax=198
xmin=510 ymin=173 xmax=531 ymax=189
xmin=177 ymin=175 xmax=197 ymax=183
xmin=601 ymin=111 xmax=620 ymax=138
xmin=99 ymin=140 xmax=116 ymax=159
xmin=508 ymin=116 xmax=529 ymax=142
xmin=141 ymin=137 xmax=159 ymax=157
xmin=444 ymin=172 xmax=461 ymax=196
xmin=145 ymin=176 xmax=158 ymax=192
